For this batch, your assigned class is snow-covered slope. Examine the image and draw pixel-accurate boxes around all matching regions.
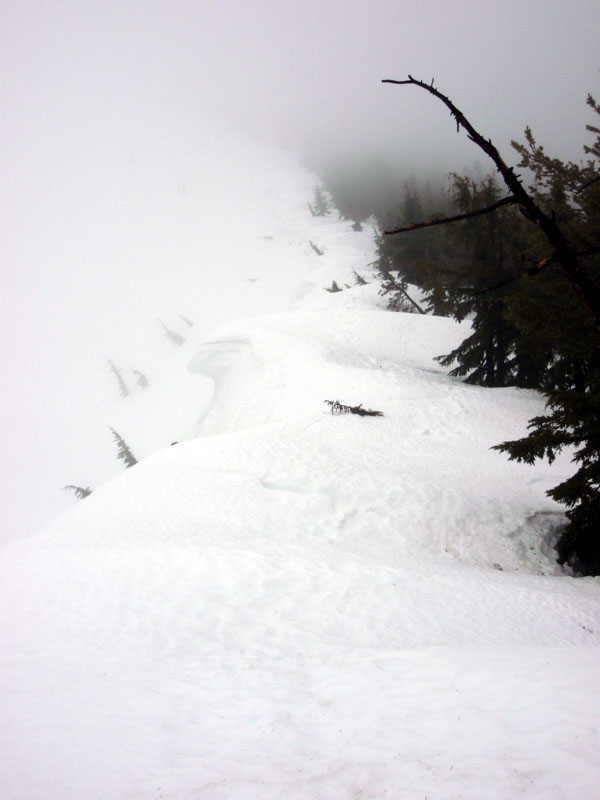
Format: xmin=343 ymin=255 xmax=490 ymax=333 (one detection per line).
xmin=2 ymin=144 xmax=600 ymax=799
xmin=1 ymin=132 xmax=321 ymax=542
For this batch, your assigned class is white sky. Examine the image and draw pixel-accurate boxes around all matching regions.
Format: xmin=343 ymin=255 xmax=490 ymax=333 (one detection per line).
xmin=3 ymin=1 xmax=598 ymax=163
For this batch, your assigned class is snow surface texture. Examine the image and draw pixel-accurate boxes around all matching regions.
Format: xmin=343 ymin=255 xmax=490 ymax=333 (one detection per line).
xmin=2 ymin=141 xmax=600 ymax=799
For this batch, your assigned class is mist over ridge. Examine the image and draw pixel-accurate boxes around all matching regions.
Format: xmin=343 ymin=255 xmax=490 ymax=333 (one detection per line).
xmin=2 ymin=0 xmax=598 ymax=541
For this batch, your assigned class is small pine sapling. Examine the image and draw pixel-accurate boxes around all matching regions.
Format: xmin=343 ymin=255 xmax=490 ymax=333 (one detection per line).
xmin=108 ymin=360 xmax=129 ymax=398
xmin=160 ymin=320 xmax=185 ymax=346
xmin=325 ymin=281 xmax=343 ymax=293
xmin=132 ymin=369 xmax=149 ymax=388
xmin=108 ymin=426 xmax=138 ymax=468
xmin=308 ymin=185 xmax=330 ymax=217
xmin=353 ymin=270 xmax=368 ymax=286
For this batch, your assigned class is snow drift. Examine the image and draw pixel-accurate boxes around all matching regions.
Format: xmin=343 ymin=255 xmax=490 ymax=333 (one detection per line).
xmin=1 ymin=139 xmax=600 ymax=800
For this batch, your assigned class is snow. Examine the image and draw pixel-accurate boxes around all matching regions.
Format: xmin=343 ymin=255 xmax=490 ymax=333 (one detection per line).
xmin=2 ymin=137 xmax=600 ymax=799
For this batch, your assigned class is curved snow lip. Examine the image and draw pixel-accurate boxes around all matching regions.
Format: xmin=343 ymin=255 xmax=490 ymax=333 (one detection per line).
xmin=188 ymin=339 xmax=255 ymax=378
xmin=188 ymin=337 xmax=271 ymax=433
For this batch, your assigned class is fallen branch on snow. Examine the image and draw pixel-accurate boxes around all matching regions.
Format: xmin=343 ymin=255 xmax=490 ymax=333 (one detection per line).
xmin=324 ymin=400 xmax=384 ymax=417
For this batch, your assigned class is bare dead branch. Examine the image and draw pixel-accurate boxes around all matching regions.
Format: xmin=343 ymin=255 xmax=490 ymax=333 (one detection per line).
xmin=382 ymin=75 xmax=600 ymax=326
xmin=384 ymin=195 xmax=517 ymax=235
xmin=399 ymin=285 xmax=427 ymax=314
xmin=575 ymin=175 xmax=600 ymax=194
xmin=382 ymin=277 xmax=427 ymax=313
xmin=474 ymin=265 xmax=550 ymax=295
xmin=382 ymin=76 xmax=522 ymax=181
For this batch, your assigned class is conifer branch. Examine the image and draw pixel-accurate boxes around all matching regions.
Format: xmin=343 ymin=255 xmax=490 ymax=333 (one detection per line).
xmin=474 ymin=244 xmax=600 ymax=295
xmin=324 ymin=400 xmax=383 ymax=417
xmin=63 ymin=484 xmax=93 ymax=499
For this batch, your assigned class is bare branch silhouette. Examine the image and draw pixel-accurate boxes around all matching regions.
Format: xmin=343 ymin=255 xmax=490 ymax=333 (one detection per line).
xmin=382 ymin=75 xmax=600 ymax=325
xmin=384 ymin=195 xmax=517 ymax=235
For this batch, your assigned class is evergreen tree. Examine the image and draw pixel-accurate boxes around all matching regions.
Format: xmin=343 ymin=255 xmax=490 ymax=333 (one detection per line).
xmin=397 ymin=183 xmax=428 ymax=268
xmin=308 ymin=185 xmax=330 ymax=217
xmin=316 ymin=153 xmax=409 ymax=228
xmin=493 ymin=100 xmax=600 ymax=573
xmin=375 ymin=179 xmax=452 ymax=311
xmin=109 ymin=427 xmax=138 ymax=468
xmin=380 ymin=77 xmax=600 ymax=572
xmin=160 ymin=320 xmax=185 ymax=346
xmin=132 ymin=369 xmax=149 ymax=388
xmin=108 ymin=360 xmax=129 ymax=398
xmin=434 ymin=175 xmax=540 ymax=387
xmin=374 ymin=225 xmax=426 ymax=313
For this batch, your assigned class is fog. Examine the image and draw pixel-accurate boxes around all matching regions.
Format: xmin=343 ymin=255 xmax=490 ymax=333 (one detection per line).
xmin=4 ymin=1 xmax=598 ymax=178
xmin=1 ymin=0 xmax=598 ymax=542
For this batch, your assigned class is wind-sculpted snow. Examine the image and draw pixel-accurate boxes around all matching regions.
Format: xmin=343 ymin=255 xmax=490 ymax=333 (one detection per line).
xmin=1 ymin=153 xmax=600 ymax=799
